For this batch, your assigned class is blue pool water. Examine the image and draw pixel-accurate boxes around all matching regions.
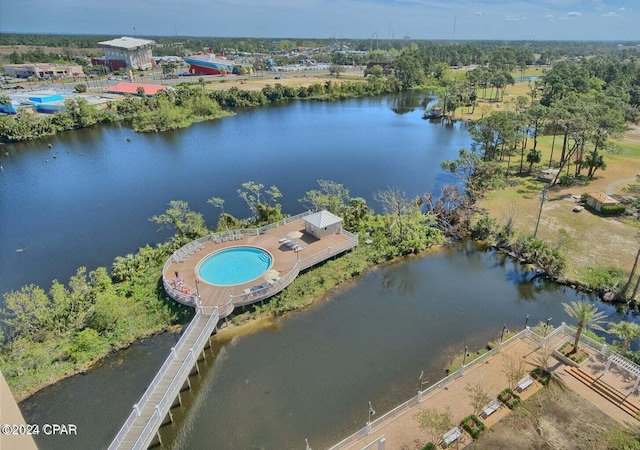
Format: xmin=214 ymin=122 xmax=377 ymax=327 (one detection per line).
xmin=197 ymin=247 xmax=272 ymax=286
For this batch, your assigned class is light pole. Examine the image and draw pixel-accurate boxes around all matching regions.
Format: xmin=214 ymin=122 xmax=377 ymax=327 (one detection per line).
xmin=462 ymin=345 xmax=469 ymax=367
xmin=418 ymin=370 xmax=429 ymax=392
xmin=305 ymin=438 xmax=311 ymax=450
xmin=195 ymin=278 xmax=200 ymax=296
xmin=500 ymin=324 xmax=507 ymax=343
xmin=543 ymin=317 xmax=552 ymax=338
xmin=534 ymin=189 xmax=547 ymax=238
xmin=368 ymin=401 xmax=375 ymax=424
xmin=524 ymin=314 xmax=529 ymax=329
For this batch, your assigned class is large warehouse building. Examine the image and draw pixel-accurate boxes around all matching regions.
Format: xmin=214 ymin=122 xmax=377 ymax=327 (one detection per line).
xmin=98 ymin=37 xmax=155 ymax=70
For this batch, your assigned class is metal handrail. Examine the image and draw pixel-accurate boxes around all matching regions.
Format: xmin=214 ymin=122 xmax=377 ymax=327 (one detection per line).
xmin=228 ymin=261 xmax=301 ymax=303
xmin=298 ymin=235 xmax=358 ymax=270
xmin=131 ymin=310 xmax=219 ymax=449
xmin=109 ymin=309 xmax=218 ymax=449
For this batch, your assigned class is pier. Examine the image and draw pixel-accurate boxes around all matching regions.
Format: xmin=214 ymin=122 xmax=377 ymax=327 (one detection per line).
xmin=109 ymin=211 xmax=358 ymax=449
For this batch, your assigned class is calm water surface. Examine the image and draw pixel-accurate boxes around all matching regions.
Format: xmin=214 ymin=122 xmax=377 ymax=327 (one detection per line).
xmin=0 ymin=93 xmax=466 ymax=296
xmin=4 ymin=94 xmax=630 ymax=449
xmin=21 ymin=244 xmax=625 ymax=450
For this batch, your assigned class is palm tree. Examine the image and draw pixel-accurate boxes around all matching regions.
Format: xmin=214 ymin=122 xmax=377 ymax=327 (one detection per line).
xmin=562 ymin=301 xmax=607 ymax=354
xmin=608 ymin=321 xmax=640 ymax=354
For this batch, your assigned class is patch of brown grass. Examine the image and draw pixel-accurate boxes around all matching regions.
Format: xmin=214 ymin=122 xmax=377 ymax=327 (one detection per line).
xmin=466 ymin=380 xmax=637 ymax=450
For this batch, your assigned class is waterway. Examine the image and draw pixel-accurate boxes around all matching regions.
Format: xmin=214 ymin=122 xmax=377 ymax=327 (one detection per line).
xmin=1 ymin=93 xmax=630 ymax=449
xmin=0 ymin=93 xmax=463 ymax=296
xmin=20 ymin=244 xmax=624 ymax=450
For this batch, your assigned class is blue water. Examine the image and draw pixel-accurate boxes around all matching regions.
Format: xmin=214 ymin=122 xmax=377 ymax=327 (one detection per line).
xmin=197 ymin=246 xmax=272 ymax=285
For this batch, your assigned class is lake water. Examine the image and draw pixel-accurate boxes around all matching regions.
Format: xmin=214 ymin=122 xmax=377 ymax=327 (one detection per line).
xmin=0 ymin=93 xmax=467 ymax=296
xmin=2 ymin=93 xmax=628 ymax=449
xmin=20 ymin=244 xmax=623 ymax=450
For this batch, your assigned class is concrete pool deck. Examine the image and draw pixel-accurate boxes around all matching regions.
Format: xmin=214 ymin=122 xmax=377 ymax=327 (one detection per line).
xmin=164 ymin=215 xmax=358 ymax=313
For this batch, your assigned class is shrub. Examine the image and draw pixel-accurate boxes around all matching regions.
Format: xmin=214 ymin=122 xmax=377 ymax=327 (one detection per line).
xmin=498 ymin=388 xmax=521 ymax=409
xmin=582 ymin=266 xmax=625 ymax=291
xmin=422 ymin=443 xmax=436 ymax=450
xmin=531 ymin=367 xmax=552 ymax=386
xmin=461 ymin=414 xmax=485 ymax=439
xmin=600 ymin=204 xmax=626 ymax=216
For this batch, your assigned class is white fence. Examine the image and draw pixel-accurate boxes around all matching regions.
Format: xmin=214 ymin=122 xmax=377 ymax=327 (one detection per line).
xmin=109 ymin=309 xmax=220 ymax=450
xmin=327 ymin=323 xmax=640 ymax=450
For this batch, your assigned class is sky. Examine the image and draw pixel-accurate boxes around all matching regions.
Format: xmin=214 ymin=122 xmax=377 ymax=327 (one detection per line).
xmin=0 ymin=0 xmax=638 ymax=41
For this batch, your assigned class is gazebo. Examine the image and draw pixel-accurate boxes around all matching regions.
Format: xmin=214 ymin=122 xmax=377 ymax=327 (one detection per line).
xmin=303 ymin=210 xmax=343 ymax=239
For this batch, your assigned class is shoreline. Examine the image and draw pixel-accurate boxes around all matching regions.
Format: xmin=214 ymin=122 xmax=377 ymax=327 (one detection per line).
xmin=14 ymin=239 xmax=604 ymax=404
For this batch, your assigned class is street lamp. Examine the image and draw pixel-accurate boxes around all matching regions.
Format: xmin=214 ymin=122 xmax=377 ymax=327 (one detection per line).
xmin=543 ymin=317 xmax=552 ymax=338
xmin=305 ymin=438 xmax=311 ymax=450
xmin=524 ymin=314 xmax=530 ymax=329
xmin=462 ymin=345 xmax=469 ymax=367
xmin=418 ymin=370 xmax=429 ymax=392
xmin=500 ymin=324 xmax=507 ymax=343
xmin=368 ymin=401 xmax=375 ymax=424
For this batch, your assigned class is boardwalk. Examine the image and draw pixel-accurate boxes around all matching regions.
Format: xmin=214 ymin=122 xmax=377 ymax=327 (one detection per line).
xmin=110 ymin=212 xmax=358 ymax=449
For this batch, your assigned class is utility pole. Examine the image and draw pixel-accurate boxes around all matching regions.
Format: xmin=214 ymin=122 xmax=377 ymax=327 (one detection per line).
xmin=534 ymin=188 xmax=547 ymax=238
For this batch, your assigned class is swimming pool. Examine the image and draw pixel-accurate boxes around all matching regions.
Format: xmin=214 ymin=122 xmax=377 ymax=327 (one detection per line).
xmin=197 ymin=247 xmax=272 ymax=286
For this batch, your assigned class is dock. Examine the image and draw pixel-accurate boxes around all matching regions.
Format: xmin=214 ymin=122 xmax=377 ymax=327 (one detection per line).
xmin=109 ymin=211 xmax=358 ymax=449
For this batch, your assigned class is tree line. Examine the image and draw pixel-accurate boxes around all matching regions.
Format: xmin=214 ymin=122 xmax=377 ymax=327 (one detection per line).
xmin=0 ymin=178 xmax=451 ymax=399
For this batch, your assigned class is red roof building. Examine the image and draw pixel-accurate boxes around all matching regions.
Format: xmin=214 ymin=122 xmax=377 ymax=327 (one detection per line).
xmin=107 ymin=82 xmax=167 ymax=96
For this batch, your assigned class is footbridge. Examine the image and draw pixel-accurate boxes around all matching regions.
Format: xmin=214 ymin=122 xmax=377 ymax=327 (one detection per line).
xmin=109 ymin=211 xmax=358 ymax=449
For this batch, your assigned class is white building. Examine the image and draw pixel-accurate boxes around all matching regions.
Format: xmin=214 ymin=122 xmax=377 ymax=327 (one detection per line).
xmin=303 ymin=210 xmax=344 ymax=239
xmin=98 ymin=37 xmax=155 ymax=70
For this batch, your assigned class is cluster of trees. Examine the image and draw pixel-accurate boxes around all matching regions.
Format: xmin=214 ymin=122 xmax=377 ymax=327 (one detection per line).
xmin=0 ymin=75 xmax=407 ymax=142
xmin=0 ymin=264 xmax=177 ymax=398
xmin=0 ymin=96 xmax=117 ymax=141
xmin=442 ymin=55 xmax=637 ymax=190
xmin=0 ymin=178 xmax=451 ymax=397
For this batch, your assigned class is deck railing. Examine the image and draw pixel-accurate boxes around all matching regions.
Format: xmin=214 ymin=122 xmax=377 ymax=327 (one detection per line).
xmin=162 ymin=211 xmax=318 ymax=304
xmin=298 ymin=230 xmax=358 ymax=270
xmin=108 ymin=309 xmax=219 ymax=450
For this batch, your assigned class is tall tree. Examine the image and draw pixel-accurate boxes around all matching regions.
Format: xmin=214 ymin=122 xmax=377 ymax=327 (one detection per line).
xmin=562 ymin=301 xmax=607 ymax=354
xmin=608 ymin=321 xmax=640 ymax=353
xmin=150 ymin=200 xmax=207 ymax=239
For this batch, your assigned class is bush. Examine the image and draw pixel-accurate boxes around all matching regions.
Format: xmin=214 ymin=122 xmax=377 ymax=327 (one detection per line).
xmin=74 ymin=83 xmax=87 ymax=93
xmin=498 ymin=388 xmax=521 ymax=409
xmin=582 ymin=266 xmax=625 ymax=291
xmin=461 ymin=414 xmax=485 ymax=439
xmin=422 ymin=443 xmax=436 ymax=450
xmin=600 ymin=204 xmax=626 ymax=216
xmin=531 ymin=367 xmax=552 ymax=386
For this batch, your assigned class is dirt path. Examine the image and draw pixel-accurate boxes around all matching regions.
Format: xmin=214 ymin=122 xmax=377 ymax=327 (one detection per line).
xmin=606 ymin=177 xmax=638 ymax=195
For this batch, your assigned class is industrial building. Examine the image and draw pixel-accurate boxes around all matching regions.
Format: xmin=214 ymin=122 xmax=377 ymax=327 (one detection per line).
xmin=98 ymin=37 xmax=156 ymax=70
xmin=3 ymin=63 xmax=85 ymax=79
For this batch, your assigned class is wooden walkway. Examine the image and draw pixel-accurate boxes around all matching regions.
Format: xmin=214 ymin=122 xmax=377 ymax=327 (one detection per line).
xmin=109 ymin=214 xmax=358 ymax=449
xmin=109 ymin=311 xmax=219 ymax=449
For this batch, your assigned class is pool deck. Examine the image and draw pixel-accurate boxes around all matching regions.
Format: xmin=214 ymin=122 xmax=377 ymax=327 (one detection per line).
xmin=164 ymin=217 xmax=358 ymax=314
